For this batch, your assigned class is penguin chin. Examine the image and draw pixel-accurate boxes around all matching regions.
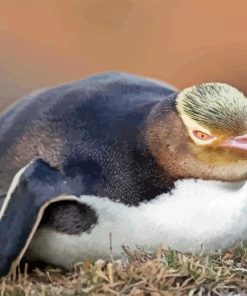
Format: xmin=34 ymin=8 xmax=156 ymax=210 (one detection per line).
xmin=179 ymin=154 xmax=247 ymax=183
xmin=187 ymin=144 xmax=247 ymax=182
xmin=150 ymin=136 xmax=247 ymax=182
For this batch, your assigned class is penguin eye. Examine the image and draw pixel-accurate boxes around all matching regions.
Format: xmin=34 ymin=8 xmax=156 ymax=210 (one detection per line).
xmin=193 ymin=130 xmax=214 ymax=141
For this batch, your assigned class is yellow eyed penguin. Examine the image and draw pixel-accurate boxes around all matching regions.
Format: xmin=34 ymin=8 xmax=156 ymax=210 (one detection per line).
xmin=1 ymin=72 xmax=247 ymax=276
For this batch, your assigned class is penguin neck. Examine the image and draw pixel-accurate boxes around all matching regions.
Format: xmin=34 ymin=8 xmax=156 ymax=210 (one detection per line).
xmin=144 ymin=93 xmax=185 ymax=181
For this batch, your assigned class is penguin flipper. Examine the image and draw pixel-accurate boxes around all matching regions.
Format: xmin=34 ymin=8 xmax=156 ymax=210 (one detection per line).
xmin=0 ymin=159 xmax=80 ymax=277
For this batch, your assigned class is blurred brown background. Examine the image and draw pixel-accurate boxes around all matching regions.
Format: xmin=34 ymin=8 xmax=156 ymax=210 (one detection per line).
xmin=0 ymin=0 xmax=247 ymax=111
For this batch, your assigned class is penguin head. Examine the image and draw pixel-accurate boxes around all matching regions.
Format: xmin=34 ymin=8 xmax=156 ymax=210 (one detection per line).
xmin=148 ymin=83 xmax=247 ymax=182
xmin=177 ymin=83 xmax=247 ymax=181
xmin=176 ymin=83 xmax=247 ymax=145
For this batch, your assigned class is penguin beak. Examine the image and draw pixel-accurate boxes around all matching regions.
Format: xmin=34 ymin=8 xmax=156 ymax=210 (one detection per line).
xmin=220 ymin=135 xmax=247 ymax=151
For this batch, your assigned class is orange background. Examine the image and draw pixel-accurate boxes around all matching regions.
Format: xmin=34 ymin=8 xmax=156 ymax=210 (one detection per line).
xmin=0 ymin=0 xmax=247 ymax=110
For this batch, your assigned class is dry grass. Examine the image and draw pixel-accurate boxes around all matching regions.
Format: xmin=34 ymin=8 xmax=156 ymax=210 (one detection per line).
xmin=1 ymin=243 xmax=247 ymax=295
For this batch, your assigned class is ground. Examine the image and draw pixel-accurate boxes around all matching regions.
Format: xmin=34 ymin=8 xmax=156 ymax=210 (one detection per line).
xmin=1 ymin=244 xmax=247 ymax=295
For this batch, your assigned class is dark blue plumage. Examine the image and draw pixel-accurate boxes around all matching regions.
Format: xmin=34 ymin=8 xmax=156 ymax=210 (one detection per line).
xmin=0 ymin=72 xmax=177 ymax=205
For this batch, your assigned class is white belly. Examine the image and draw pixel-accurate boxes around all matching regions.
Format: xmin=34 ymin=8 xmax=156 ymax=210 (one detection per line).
xmin=25 ymin=179 xmax=247 ymax=269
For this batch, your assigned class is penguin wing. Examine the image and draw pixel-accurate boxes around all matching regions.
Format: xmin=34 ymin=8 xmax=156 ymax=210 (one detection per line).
xmin=0 ymin=159 xmax=93 ymax=277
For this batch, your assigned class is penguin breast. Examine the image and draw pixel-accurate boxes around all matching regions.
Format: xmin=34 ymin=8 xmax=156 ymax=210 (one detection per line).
xmin=25 ymin=179 xmax=247 ymax=268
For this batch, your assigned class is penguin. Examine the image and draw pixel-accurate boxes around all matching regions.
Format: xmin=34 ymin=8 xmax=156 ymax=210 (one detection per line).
xmin=1 ymin=72 xmax=247 ymax=276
